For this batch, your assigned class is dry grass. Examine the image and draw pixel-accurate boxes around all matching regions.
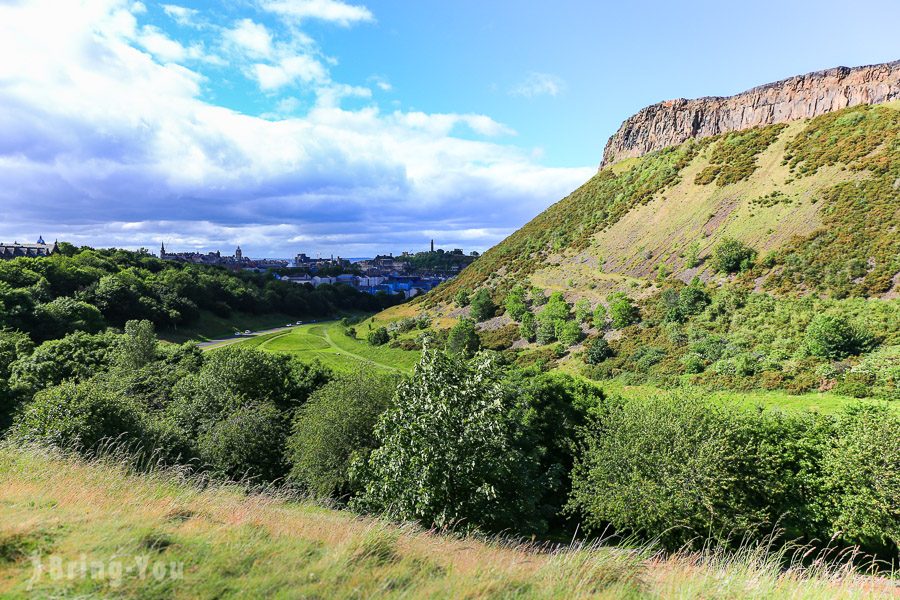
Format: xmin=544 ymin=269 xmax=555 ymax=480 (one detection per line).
xmin=0 ymin=444 xmax=896 ymax=598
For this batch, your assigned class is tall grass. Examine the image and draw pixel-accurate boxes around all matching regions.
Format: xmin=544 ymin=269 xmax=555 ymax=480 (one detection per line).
xmin=0 ymin=442 xmax=896 ymax=598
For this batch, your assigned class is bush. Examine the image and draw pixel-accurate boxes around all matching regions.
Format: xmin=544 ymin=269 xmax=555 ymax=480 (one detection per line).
xmin=504 ymin=285 xmax=528 ymax=321
xmin=585 ymin=337 xmax=613 ymax=365
xmin=569 ymin=393 xmax=834 ymax=550
xmin=198 ymin=402 xmax=287 ymax=482
xmin=712 ymin=237 xmax=757 ymax=273
xmin=519 ymin=311 xmax=536 ymax=342
xmin=13 ymin=380 xmax=149 ymax=451
xmin=479 ymin=323 xmax=520 ymax=351
xmin=469 ymin=288 xmax=497 ymax=322
xmin=287 ymin=371 xmax=397 ymax=498
xmin=556 ymin=320 xmax=583 ymax=347
xmin=446 ymin=318 xmax=480 ymax=357
xmin=367 ymin=327 xmax=390 ymax=346
xmin=536 ymin=319 xmax=556 ymax=345
xmin=351 ymin=352 xmax=546 ymax=534
xmin=608 ymin=293 xmax=639 ymax=329
xmin=593 ymin=304 xmax=607 ymax=330
xmin=804 ymin=314 xmax=871 ymax=359
xmin=454 ymin=288 xmax=471 ymax=308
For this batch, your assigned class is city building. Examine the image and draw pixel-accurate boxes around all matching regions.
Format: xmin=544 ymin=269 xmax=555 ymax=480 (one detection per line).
xmin=0 ymin=236 xmax=58 ymax=260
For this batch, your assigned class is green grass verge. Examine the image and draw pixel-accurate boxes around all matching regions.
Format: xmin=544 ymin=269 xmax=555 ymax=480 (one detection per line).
xmin=225 ymin=321 xmax=420 ymax=373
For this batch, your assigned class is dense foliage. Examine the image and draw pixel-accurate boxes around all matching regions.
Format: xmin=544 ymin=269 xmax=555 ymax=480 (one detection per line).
xmin=0 ymin=246 xmax=403 ymax=344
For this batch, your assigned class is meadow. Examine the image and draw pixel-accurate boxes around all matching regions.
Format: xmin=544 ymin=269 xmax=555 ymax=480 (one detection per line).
xmin=225 ymin=321 xmax=421 ymax=373
xmin=1 ymin=444 xmax=894 ymax=599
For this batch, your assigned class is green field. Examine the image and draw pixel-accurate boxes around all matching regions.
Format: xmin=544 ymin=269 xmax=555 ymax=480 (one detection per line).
xmin=158 ymin=310 xmax=301 ymax=344
xmin=225 ymin=321 xmax=421 ymax=373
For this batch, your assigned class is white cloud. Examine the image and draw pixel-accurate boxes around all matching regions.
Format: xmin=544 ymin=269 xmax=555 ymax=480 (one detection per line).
xmin=0 ymin=0 xmax=592 ymax=256
xmin=510 ymin=72 xmax=566 ymax=98
xmin=224 ymin=18 xmax=273 ymax=58
xmin=253 ymin=54 xmax=328 ymax=90
xmin=260 ymin=0 xmax=373 ymax=26
xmin=368 ymin=75 xmax=392 ymax=92
xmin=162 ymin=4 xmax=197 ymax=26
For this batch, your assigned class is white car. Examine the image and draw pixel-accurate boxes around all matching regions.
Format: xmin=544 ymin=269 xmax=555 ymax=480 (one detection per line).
xmin=285 ymin=323 xmax=293 ymax=327
xmin=243 ymin=330 xmax=251 ymax=335
xmin=295 ymin=321 xmax=303 ymax=325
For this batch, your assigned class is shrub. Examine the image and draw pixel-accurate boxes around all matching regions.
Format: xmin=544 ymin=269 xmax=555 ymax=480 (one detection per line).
xmin=351 ymin=351 xmax=542 ymax=533
xmin=519 ymin=311 xmax=536 ymax=342
xmin=446 ymin=318 xmax=480 ymax=357
xmin=804 ymin=314 xmax=871 ymax=359
xmin=684 ymin=241 xmax=701 ymax=269
xmin=608 ymin=293 xmax=639 ymax=329
xmin=593 ymin=304 xmax=607 ymax=330
xmin=556 ymin=320 xmax=583 ymax=347
xmin=13 ymin=380 xmax=149 ymax=451
xmin=712 ymin=237 xmax=757 ymax=273
xmin=453 ymin=288 xmax=471 ymax=308
xmin=574 ymin=299 xmax=592 ymax=324
xmin=198 ymin=402 xmax=287 ymax=482
xmin=585 ymin=337 xmax=613 ymax=365
xmin=287 ymin=371 xmax=397 ymax=498
xmin=367 ymin=327 xmax=390 ymax=346
xmin=479 ymin=323 xmax=520 ymax=351
xmin=681 ymin=352 xmax=705 ymax=374
xmin=536 ymin=319 xmax=556 ymax=345
xmin=504 ymin=285 xmax=528 ymax=321
xmin=469 ymin=288 xmax=497 ymax=322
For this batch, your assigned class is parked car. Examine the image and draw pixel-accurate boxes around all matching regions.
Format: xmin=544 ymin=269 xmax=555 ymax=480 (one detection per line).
xmin=244 ymin=330 xmax=251 ymax=335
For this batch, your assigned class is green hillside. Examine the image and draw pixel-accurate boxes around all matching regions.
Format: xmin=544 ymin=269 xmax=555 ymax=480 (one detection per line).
xmin=382 ymin=103 xmax=900 ymax=403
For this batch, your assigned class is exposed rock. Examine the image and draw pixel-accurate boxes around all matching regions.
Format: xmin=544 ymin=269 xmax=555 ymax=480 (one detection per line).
xmin=602 ymin=61 xmax=900 ymax=167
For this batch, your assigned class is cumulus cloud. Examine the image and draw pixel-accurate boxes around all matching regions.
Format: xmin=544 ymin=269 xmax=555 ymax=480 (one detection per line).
xmin=260 ymin=0 xmax=374 ymax=26
xmin=510 ymin=72 xmax=566 ymax=98
xmin=162 ymin=4 xmax=198 ymax=26
xmin=224 ymin=18 xmax=274 ymax=58
xmin=0 ymin=0 xmax=592 ymax=256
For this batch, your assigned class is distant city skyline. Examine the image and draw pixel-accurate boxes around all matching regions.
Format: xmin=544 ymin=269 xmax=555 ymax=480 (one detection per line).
xmin=2 ymin=1 xmax=900 ymax=256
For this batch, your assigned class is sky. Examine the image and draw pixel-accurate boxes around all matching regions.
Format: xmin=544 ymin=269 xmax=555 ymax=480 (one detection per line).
xmin=1 ymin=0 xmax=899 ymax=258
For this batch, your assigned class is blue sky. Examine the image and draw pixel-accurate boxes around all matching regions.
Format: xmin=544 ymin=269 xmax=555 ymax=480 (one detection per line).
xmin=1 ymin=0 xmax=899 ymax=257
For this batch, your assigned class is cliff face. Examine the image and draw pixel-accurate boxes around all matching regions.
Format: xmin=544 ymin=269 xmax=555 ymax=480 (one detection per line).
xmin=602 ymin=61 xmax=900 ymax=166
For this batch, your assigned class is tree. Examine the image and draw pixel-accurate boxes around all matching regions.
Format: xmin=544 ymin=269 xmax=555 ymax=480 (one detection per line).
xmin=446 ymin=318 xmax=480 ymax=357
xmin=469 ymin=288 xmax=496 ymax=322
xmin=32 ymin=297 xmax=104 ymax=341
xmin=556 ymin=320 xmax=583 ymax=347
xmin=805 ymin=314 xmax=870 ymax=360
xmin=712 ymin=237 xmax=757 ymax=273
xmin=504 ymin=285 xmax=528 ymax=321
xmin=114 ymin=319 xmax=158 ymax=371
xmin=536 ymin=319 xmax=556 ymax=345
xmin=585 ymin=337 xmax=613 ymax=365
xmin=574 ymin=299 xmax=592 ymax=324
xmin=608 ymin=293 xmax=639 ymax=328
xmin=593 ymin=304 xmax=608 ymax=330
xmin=198 ymin=402 xmax=287 ymax=482
xmin=519 ymin=311 xmax=537 ymax=342
xmin=539 ymin=292 xmax=571 ymax=323
xmin=530 ymin=286 xmax=547 ymax=306
xmin=287 ymin=371 xmax=397 ymax=498
xmin=367 ymin=327 xmax=390 ymax=346
xmin=684 ymin=241 xmax=701 ymax=269
xmin=351 ymin=351 xmax=543 ymax=533
xmin=454 ymin=288 xmax=471 ymax=308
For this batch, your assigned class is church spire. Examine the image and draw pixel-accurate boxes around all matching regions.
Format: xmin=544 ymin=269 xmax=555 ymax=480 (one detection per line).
xmin=160 ymin=241 xmax=166 ymax=257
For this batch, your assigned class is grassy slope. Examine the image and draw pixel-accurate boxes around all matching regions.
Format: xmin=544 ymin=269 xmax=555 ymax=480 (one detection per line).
xmin=158 ymin=310 xmax=300 ymax=344
xmin=1 ymin=445 xmax=893 ymax=599
xmin=225 ymin=321 xmax=420 ymax=373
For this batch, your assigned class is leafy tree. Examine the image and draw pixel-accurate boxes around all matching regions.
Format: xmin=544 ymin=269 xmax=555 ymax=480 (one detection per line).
xmin=287 ymin=371 xmax=397 ymax=498
xmin=536 ymin=319 xmax=556 ymax=345
xmin=539 ymin=292 xmax=570 ymax=323
xmin=367 ymin=327 xmax=390 ymax=346
xmin=446 ymin=318 xmax=480 ymax=357
xmin=574 ymin=299 xmax=592 ymax=324
xmin=454 ymin=288 xmax=471 ymax=308
xmin=556 ymin=320 xmax=583 ymax=347
xmin=114 ymin=320 xmax=159 ymax=371
xmin=519 ymin=311 xmax=536 ymax=342
xmin=504 ymin=285 xmax=528 ymax=321
xmin=712 ymin=237 xmax=757 ymax=273
xmin=585 ymin=337 xmax=613 ymax=365
xmin=593 ymin=304 xmax=608 ymax=330
xmin=684 ymin=241 xmax=702 ymax=269
xmin=530 ymin=286 xmax=548 ymax=306
xmin=805 ymin=314 xmax=871 ymax=359
xmin=469 ymin=288 xmax=497 ymax=322
xmin=351 ymin=351 xmax=543 ymax=533
xmin=0 ymin=330 xmax=34 ymax=424
xmin=198 ymin=402 xmax=287 ymax=482
xmin=32 ymin=297 xmax=104 ymax=341
xmin=608 ymin=293 xmax=639 ymax=328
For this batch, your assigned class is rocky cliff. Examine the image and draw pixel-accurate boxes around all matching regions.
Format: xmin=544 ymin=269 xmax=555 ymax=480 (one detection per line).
xmin=601 ymin=61 xmax=900 ymax=166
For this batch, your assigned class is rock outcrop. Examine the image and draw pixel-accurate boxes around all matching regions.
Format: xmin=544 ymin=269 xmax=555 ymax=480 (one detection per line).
xmin=602 ymin=61 xmax=900 ymax=167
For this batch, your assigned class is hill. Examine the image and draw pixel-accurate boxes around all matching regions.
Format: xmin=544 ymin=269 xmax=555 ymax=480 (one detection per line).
xmin=1 ymin=444 xmax=894 ymax=599
xmin=359 ymin=65 xmax=897 ymax=403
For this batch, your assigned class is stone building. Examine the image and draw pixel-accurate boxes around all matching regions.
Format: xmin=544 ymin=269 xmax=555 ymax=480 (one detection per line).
xmin=0 ymin=236 xmax=58 ymax=260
